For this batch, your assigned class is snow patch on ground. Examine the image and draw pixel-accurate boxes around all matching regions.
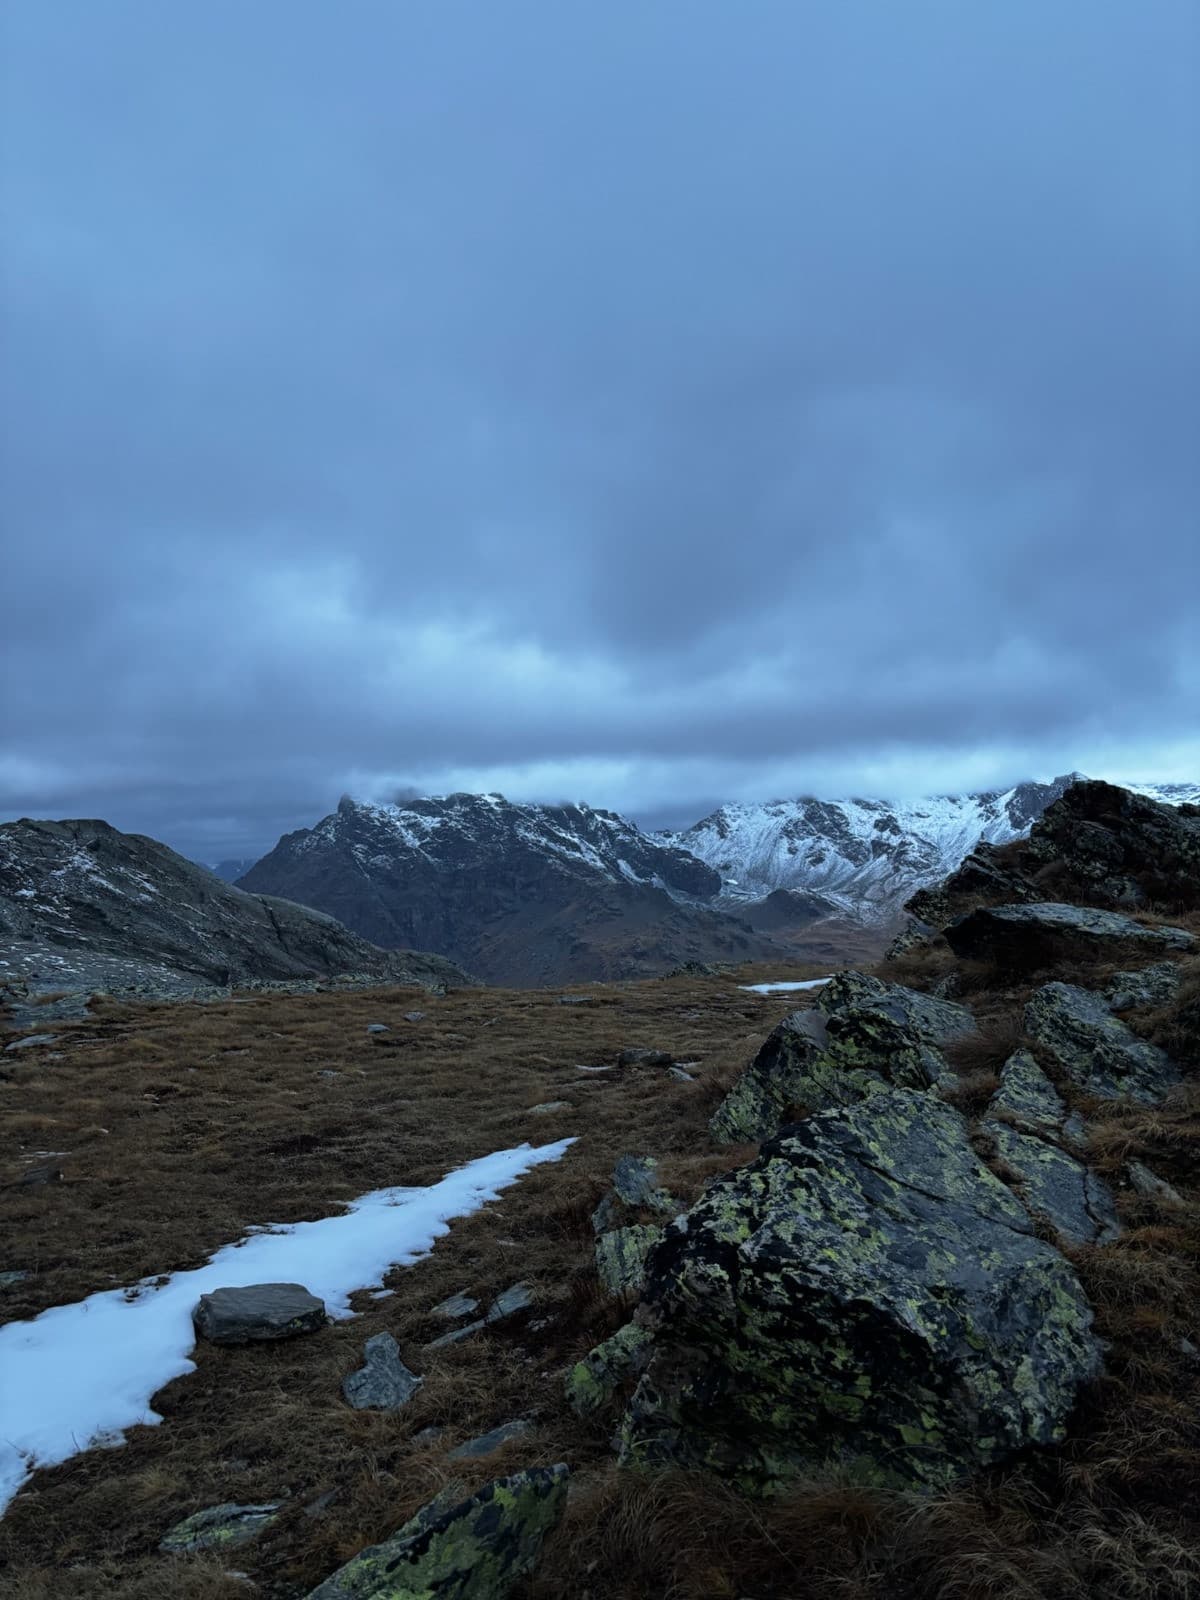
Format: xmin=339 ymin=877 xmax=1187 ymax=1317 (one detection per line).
xmin=738 ymin=978 xmax=832 ymax=994
xmin=0 ymin=1138 xmax=574 ymax=1514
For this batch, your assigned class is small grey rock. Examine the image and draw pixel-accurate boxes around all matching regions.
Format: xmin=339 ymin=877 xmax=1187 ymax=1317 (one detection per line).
xmin=342 ymin=1331 xmax=423 ymax=1410
xmin=194 ymin=1283 xmax=327 ymax=1344
xmin=488 ymin=1281 xmax=533 ymax=1319
xmin=403 ymin=1010 xmax=426 ymax=1022
xmin=1126 ymin=1158 xmax=1184 ymax=1205
xmin=528 ymin=1100 xmax=572 ymax=1115
xmin=412 ymin=1425 xmax=446 ymax=1447
xmin=5 ymin=1033 xmax=58 ymax=1052
xmin=431 ymin=1291 xmax=480 ymax=1321
xmin=0 ymin=1269 xmax=30 ymax=1289
xmin=668 ymin=1065 xmax=696 ymax=1082
xmin=17 ymin=1164 xmax=62 ymax=1188
xmin=447 ymin=1419 xmax=530 ymax=1460
xmin=160 ymin=1501 xmax=283 ymax=1554
xmin=618 ymin=1047 xmax=674 ymax=1067
xmin=366 ymin=1022 xmax=390 ymax=1034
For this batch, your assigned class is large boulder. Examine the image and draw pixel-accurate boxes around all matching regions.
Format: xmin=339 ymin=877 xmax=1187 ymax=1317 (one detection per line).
xmin=815 ymin=972 xmax=977 ymax=1042
xmin=193 ymin=1283 xmax=326 ymax=1344
xmin=1028 ymin=780 xmax=1200 ymax=909
xmin=709 ymin=1009 xmax=884 ymax=1143
xmin=1025 ymin=983 xmax=1180 ymax=1103
xmin=618 ymin=1089 xmax=1100 ymax=1492
xmin=945 ymin=902 xmax=1193 ymax=968
xmin=305 ymin=1467 xmax=569 ymax=1599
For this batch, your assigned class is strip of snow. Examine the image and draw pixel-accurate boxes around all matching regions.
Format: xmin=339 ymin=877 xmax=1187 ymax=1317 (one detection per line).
xmin=738 ymin=978 xmax=832 ymax=994
xmin=0 ymin=1138 xmax=574 ymax=1514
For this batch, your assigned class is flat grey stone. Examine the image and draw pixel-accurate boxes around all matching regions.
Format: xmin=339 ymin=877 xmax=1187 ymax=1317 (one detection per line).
xmin=5 ymin=1033 xmax=58 ymax=1052
xmin=431 ymin=1292 xmax=480 ymax=1321
xmin=402 ymin=1010 xmax=426 ymax=1022
xmin=1025 ymin=982 xmax=1179 ymax=1103
xmin=1126 ymin=1158 xmax=1184 ymax=1205
xmin=447 ymin=1418 xmax=530 ymax=1460
xmin=983 ymin=1120 xmax=1120 ymax=1245
xmin=342 ymin=1331 xmax=423 ymax=1410
xmin=366 ymin=1022 xmax=389 ymax=1034
xmin=488 ymin=1281 xmax=533 ymax=1319
xmin=160 ymin=1501 xmax=283 ymax=1554
xmin=528 ymin=1100 xmax=572 ymax=1115
xmin=668 ymin=1066 xmax=696 ymax=1082
xmin=618 ymin=1047 xmax=674 ymax=1067
xmin=193 ymin=1282 xmax=327 ymax=1344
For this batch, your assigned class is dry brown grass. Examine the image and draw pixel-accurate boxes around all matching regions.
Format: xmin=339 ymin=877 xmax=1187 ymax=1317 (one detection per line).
xmin=3 ymin=943 xmax=1199 ymax=1599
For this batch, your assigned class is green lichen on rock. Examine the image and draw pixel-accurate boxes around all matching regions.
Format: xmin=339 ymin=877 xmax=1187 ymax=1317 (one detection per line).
xmin=1025 ymin=982 xmax=1179 ymax=1103
xmin=159 ymin=1501 xmax=282 ymax=1554
xmin=565 ymin=1322 xmax=654 ymax=1416
xmin=595 ymin=1224 xmax=665 ymax=1297
xmin=305 ymin=1466 xmax=569 ymax=1599
xmin=982 ymin=1119 xmax=1120 ymax=1245
xmin=816 ymin=972 xmax=977 ymax=1044
xmin=1106 ymin=962 xmax=1183 ymax=1012
xmin=619 ymin=1088 xmax=1100 ymax=1494
xmin=989 ymin=1049 xmax=1068 ymax=1137
xmin=710 ymin=1009 xmax=886 ymax=1144
xmin=821 ymin=1003 xmax=954 ymax=1091
xmin=592 ymin=1155 xmax=678 ymax=1234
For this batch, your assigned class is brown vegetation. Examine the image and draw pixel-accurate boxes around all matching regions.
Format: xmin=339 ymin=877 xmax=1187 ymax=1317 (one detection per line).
xmin=2 ymin=933 xmax=1198 ymax=1599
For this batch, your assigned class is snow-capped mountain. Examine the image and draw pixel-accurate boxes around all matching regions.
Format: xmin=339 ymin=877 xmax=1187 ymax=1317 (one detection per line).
xmin=662 ymin=775 xmax=1090 ymax=918
xmin=237 ymin=793 xmax=787 ymax=985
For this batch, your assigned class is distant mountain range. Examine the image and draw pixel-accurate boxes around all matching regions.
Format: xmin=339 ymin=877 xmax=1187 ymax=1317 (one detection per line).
xmin=237 ymin=794 xmax=788 ymax=986
xmin=233 ymin=776 xmax=1197 ymax=984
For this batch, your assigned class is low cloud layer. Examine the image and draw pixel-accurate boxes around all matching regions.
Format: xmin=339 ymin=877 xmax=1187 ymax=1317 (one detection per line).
xmin=3 ymin=3 xmax=1197 ymax=859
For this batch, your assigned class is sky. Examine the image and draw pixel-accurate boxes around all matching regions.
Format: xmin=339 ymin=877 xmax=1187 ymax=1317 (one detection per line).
xmin=2 ymin=2 xmax=1197 ymax=861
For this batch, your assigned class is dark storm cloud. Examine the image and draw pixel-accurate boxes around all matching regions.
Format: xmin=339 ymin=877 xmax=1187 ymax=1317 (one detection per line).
xmin=2 ymin=1 xmax=1197 ymax=857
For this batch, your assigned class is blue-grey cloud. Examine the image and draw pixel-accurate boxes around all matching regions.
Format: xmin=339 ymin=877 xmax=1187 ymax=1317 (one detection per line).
xmin=2 ymin=1 xmax=1197 ymax=858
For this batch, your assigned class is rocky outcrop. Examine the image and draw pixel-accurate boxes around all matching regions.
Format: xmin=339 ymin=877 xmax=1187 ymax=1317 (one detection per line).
xmin=1025 ymin=983 xmax=1180 ymax=1103
xmin=0 ymin=817 xmax=470 ymax=1000
xmin=711 ymin=973 xmax=974 ymax=1143
xmin=1106 ymin=963 xmax=1184 ymax=1012
xmin=945 ymin=902 xmax=1193 ymax=968
xmin=981 ymin=1119 xmax=1119 ymax=1245
xmin=617 ymin=1089 xmax=1101 ymax=1492
xmin=305 ymin=1467 xmax=569 ymax=1600
xmin=907 ymin=780 xmax=1200 ymax=926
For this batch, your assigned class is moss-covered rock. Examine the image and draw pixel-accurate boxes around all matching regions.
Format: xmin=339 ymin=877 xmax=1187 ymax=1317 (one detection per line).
xmin=565 ymin=1322 xmax=654 ymax=1416
xmin=981 ymin=1120 xmax=1119 ymax=1245
xmin=1025 ymin=982 xmax=1179 ymax=1103
xmin=619 ymin=1088 xmax=1100 ymax=1493
xmin=1106 ymin=962 xmax=1184 ymax=1012
xmin=305 ymin=1467 xmax=569 ymax=1599
xmin=816 ymin=972 xmax=977 ymax=1043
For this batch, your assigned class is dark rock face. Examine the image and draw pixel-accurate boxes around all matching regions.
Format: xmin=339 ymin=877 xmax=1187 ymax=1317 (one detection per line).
xmin=193 ymin=1283 xmax=327 ymax=1344
xmin=907 ymin=780 xmax=1200 ymax=926
xmin=0 ymin=817 xmax=470 ymax=997
xmin=618 ymin=1089 xmax=1100 ymax=1492
xmin=981 ymin=1120 xmax=1119 ymax=1245
xmin=945 ymin=902 xmax=1194 ymax=968
xmin=815 ymin=972 xmax=977 ymax=1042
xmin=305 ymin=1466 xmax=569 ymax=1600
xmin=237 ymin=794 xmax=790 ymax=986
xmin=1025 ymin=983 xmax=1180 ymax=1103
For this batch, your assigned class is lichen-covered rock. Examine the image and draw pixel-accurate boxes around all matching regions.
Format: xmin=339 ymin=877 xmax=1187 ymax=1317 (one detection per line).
xmin=981 ymin=1121 xmax=1119 ymax=1245
xmin=565 ymin=1323 xmax=654 ymax=1416
xmin=988 ymin=1049 xmax=1068 ymax=1138
xmin=305 ymin=1466 xmax=569 ymax=1599
xmin=447 ymin=1419 xmax=530 ymax=1460
xmin=1126 ymin=1159 xmax=1184 ymax=1206
xmin=193 ymin=1283 xmax=326 ymax=1344
xmin=945 ymin=903 xmax=1194 ymax=968
xmin=160 ymin=1501 xmax=282 ymax=1554
xmin=1025 ymin=983 xmax=1179 ymax=1103
xmin=1106 ymin=963 xmax=1184 ymax=1012
xmin=342 ymin=1332 xmax=423 ymax=1411
xmin=816 ymin=972 xmax=977 ymax=1043
xmin=883 ymin=919 xmax=936 ymax=959
xmin=1027 ymin=780 xmax=1200 ymax=910
xmin=618 ymin=1088 xmax=1100 ymax=1493
xmin=595 ymin=1225 xmax=664 ymax=1297
xmin=709 ymin=1009 xmax=884 ymax=1144
xmin=821 ymin=1003 xmax=956 ymax=1091
xmin=591 ymin=1155 xmax=678 ymax=1233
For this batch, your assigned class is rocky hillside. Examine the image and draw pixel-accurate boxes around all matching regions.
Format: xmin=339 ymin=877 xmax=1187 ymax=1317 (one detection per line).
xmin=237 ymin=793 xmax=788 ymax=986
xmin=0 ymin=817 xmax=469 ymax=1008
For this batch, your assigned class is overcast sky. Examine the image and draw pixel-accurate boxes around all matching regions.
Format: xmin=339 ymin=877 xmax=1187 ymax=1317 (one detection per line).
xmin=2 ymin=2 xmax=1197 ymax=860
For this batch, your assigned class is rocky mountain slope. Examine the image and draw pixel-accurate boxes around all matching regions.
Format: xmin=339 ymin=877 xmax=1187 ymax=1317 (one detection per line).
xmin=662 ymin=776 xmax=1198 ymax=921
xmin=237 ymin=794 xmax=788 ymax=986
xmin=0 ymin=817 xmax=468 ymax=1005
